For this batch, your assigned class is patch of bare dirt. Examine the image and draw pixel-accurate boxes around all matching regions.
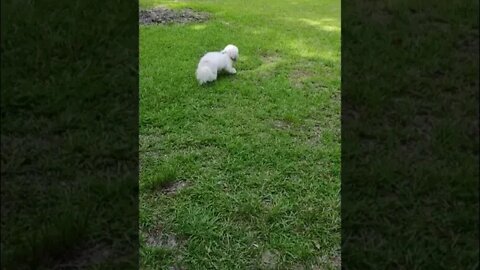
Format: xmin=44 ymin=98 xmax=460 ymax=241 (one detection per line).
xmin=145 ymin=226 xmax=187 ymax=269
xmin=289 ymin=69 xmax=327 ymax=90
xmin=272 ymin=120 xmax=292 ymax=129
xmin=260 ymin=250 xmax=279 ymax=269
xmin=161 ymin=180 xmax=189 ymax=195
xmin=139 ymin=7 xmax=209 ymax=25
xmin=312 ymin=253 xmax=341 ymax=269
xmin=145 ymin=226 xmax=182 ymax=249
xmin=260 ymin=53 xmax=281 ymax=65
xmin=307 ymin=124 xmax=322 ymax=145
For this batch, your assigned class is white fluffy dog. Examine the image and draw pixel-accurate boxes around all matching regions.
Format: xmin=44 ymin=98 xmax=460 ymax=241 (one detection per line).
xmin=196 ymin=44 xmax=239 ymax=85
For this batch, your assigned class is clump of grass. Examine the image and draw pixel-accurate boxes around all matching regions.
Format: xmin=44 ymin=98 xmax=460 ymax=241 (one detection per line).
xmin=141 ymin=163 xmax=178 ymax=191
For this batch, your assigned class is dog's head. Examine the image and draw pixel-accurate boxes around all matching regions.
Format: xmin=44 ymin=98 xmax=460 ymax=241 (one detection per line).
xmin=222 ymin=44 xmax=239 ymax=61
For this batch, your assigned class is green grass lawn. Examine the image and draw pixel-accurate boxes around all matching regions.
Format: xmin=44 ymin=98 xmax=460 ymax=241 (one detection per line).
xmin=139 ymin=0 xmax=340 ymax=269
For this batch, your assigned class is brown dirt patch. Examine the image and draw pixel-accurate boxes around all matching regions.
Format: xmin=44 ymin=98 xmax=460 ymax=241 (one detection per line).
xmin=312 ymin=253 xmax=341 ymax=269
xmin=260 ymin=53 xmax=281 ymax=65
xmin=139 ymin=7 xmax=209 ymax=25
xmin=145 ymin=226 xmax=182 ymax=249
xmin=260 ymin=250 xmax=279 ymax=269
xmin=272 ymin=120 xmax=292 ymax=129
xmin=161 ymin=180 xmax=189 ymax=195
xmin=289 ymin=69 xmax=327 ymax=90
xmin=307 ymin=124 xmax=323 ymax=145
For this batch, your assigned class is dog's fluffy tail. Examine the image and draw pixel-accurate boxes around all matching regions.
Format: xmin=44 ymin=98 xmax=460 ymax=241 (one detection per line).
xmin=196 ymin=66 xmax=216 ymax=85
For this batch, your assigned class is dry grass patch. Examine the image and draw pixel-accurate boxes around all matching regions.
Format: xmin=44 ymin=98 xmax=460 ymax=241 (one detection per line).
xmin=289 ymin=68 xmax=328 ymax=90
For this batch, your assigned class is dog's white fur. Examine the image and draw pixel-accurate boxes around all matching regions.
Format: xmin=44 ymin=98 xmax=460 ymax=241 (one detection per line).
xmin=196 ymin=44 xmax=239 ymax=85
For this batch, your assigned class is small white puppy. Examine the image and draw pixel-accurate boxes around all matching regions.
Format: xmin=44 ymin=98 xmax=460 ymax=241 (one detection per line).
xmin=196 ymin=44 xmax=239 ymax=85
